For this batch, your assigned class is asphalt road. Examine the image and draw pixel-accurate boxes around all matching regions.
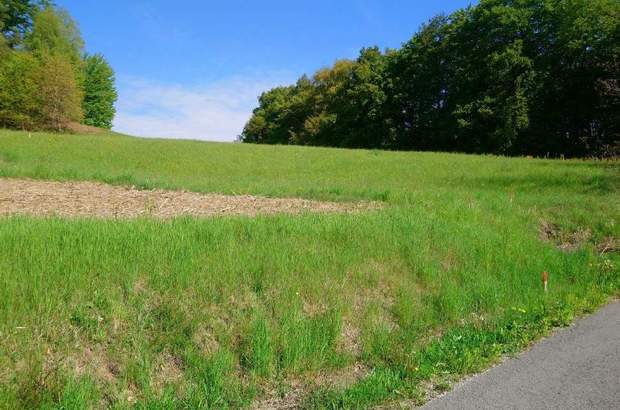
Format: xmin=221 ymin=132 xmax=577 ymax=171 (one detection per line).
xmin=422 ymin=301 xmax=620 ymax=410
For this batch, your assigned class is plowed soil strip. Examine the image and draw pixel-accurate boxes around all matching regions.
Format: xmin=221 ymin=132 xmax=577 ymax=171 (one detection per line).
xmin=0 ymin=178 xmax=379 ymax=219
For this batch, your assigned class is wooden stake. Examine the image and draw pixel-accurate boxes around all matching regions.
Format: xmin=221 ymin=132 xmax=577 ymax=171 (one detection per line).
xmin=542 ymin=271 xmax=548 ymax=293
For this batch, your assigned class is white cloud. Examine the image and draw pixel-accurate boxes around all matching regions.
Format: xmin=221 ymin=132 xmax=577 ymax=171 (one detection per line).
xmin=113 ymin=73 xmax=294 ymax=142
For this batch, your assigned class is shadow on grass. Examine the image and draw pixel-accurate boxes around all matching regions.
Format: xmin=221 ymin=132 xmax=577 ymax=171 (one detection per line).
xmin=448 ymin=172 xmax=620 ymax=195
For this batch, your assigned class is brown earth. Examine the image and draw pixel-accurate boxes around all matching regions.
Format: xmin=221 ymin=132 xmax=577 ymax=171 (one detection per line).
xmin=0 ymin=178 xmax=379 ymax=219
xmin=65 ymin=122 xmax=106 ymax=134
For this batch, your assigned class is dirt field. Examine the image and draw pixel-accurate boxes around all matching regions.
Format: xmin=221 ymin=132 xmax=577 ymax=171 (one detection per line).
xmin=0 ymin=178 xmax=378 ymax=219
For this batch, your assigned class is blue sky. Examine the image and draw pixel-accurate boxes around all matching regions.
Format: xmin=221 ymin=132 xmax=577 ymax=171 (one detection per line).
xmin=56 ymin=0 xmax=475 ymax=141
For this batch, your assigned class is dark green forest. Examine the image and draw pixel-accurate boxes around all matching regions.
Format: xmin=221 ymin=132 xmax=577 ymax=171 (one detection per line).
xmin=242 ymin=0 xmax=619 ymax=157
xmin=0 ymin=0 xmax=117 ymax=130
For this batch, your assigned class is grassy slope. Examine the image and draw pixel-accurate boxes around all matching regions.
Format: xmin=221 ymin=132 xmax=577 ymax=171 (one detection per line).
xmin=0 ymin=128 xmax=618 ymax=409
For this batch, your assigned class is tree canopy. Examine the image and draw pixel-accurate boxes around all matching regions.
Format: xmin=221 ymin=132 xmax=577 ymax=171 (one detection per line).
xmin=242 ymin=0 xmax=620 ymax=157
xmin=0 ymin=0 xmax=51 ymax=48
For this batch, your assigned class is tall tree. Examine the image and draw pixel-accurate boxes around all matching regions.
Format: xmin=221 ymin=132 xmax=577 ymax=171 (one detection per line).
xmin=24 ymin=6 xmax=83 ymax=130
xmin=0 ymin=50 xmax=39 ymax=128
xmin=82 ymin=53 xmax=117 ymax=129
xmin=388 ymin=14 xmax=459 ymax=151
xmin=32 ymin=52 xmax=82 ymax=130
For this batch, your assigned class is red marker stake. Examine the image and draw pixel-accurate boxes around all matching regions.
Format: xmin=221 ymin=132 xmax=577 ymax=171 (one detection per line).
xmin=542 ymin=271 xmax=548 ymax=293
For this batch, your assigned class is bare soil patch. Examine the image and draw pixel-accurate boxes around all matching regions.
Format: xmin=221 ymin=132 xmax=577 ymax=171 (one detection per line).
xmin=65 ymin=122 xmax=106 ymax=134
xmin=0 ymin=178 xmax=379 ymax=219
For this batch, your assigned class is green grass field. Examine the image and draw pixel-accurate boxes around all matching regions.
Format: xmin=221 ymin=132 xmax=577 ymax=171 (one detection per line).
xmin=0 ymin=128 xmax=618 ymax=409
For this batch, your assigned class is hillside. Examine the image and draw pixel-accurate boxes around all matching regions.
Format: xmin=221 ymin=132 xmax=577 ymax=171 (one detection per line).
xmin=0 ymin=128 xmax=618 ymax=408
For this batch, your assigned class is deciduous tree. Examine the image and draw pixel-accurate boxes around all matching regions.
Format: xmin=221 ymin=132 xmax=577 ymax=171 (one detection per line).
xmin=0 ymin=50 xmax=39 ymax=128
xmin=82 ymin=53 xmax=117 ymax=129
xmin=0 ymin=0 xmax=49 ymax=48
xmin=32 ymin=52 xmax=82 ymax=130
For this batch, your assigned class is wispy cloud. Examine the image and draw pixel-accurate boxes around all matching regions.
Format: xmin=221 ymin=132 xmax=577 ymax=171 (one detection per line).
xmin=113 ymin=73 xmax=295 ymax=141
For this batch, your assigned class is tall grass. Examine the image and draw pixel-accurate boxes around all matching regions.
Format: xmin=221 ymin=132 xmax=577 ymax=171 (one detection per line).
xmin=0 ymin=129 xmax=618 ymax=408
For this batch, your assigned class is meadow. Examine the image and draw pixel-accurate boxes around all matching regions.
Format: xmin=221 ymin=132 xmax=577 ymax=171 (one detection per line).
xmin=0 ymin=128 xmax=618 ymax=409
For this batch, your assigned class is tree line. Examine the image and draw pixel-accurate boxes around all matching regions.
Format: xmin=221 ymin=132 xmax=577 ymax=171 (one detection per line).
xmin=0 ymin=0 xmax=117 ymax=131
xmin=242 ymin=0 xmax=619 ymax=157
